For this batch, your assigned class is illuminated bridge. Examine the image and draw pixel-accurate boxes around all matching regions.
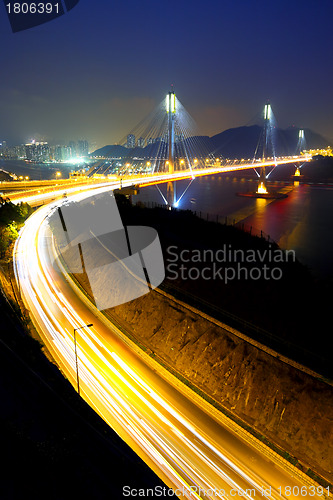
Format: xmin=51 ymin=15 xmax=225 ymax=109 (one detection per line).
xmin=6 ymin=93 xmax=311 ymax=208
xmin=5 ymin=153 xmax=310 ymax=208
xmin=86 ymin=93 xmax=311 ymax=206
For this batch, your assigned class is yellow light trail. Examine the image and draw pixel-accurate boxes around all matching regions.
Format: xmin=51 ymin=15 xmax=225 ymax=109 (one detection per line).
xmin=10 ymin=155 xmax=311 ymax=207
xmin=13 ymin=180 xmax=329 ymax=500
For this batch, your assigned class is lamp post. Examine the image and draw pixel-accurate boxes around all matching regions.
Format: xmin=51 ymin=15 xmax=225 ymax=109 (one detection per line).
xmin=73 ymin=323 xmax=93 ymax=396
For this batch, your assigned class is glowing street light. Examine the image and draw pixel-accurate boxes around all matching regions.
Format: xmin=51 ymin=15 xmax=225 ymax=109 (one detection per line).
xmin=73 ymin=323 xmax=93 ymax=396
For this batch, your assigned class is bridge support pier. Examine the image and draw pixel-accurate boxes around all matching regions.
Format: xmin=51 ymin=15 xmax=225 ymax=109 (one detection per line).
xmin=167 ymin=181 xmax=176 ymax=207
xmin=257 ymin=168 xmax=268 ymax=194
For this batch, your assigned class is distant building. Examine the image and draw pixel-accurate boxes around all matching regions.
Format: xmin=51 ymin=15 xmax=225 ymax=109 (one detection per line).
xmin=127 ymin=134 xmax=135 ymax=148
xmin=55 ymin=145 xmax=72 ymax=162
xmin=25 ymin=142 xmax=50 ymax=162
xmin=137 ymin=137 xmax=145 ymax=148
xmin=77 ymin=140 xmax=89 ymax=157
xmin=25 ymin=144 xmax=34 ymax=161
xmin=68 ymin=141 xmax=77 ymax=157
xmin=14 ymin=145 xmax=26 ymax=158
xmin=0 ymin=141 xmax=7 ymax=157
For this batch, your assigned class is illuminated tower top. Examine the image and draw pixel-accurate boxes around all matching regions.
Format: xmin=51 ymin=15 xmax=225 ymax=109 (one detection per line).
xmin=166 ymin=91 xmax=176 ymax=114
xmin=264 ymin=103 xmax=271 ymax=120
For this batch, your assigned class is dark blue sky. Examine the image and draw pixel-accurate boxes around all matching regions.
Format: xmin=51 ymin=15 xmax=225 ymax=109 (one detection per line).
xmin=1 ymin=0 xmax=332 ymax=148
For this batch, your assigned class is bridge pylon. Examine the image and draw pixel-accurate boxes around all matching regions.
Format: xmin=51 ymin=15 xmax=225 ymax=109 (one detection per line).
xmin=256 ymin=102 xmax=270 ymax=195
xmin=166 ymin=90 xmax=176 ymax=207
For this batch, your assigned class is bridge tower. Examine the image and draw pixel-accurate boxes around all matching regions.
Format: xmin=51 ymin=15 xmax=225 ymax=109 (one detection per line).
xmin=296 ymin=129 xmax=305 ymax=154
xmin=166 ymin=90 xmax=176 ymax=207
xmin=294 ymin=129 xmax=305 ymax=176
xmin=257 ymin=103 xmax=270 ymax=194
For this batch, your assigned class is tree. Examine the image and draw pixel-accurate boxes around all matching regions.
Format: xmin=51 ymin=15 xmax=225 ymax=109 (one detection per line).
xmin=0 ymin=199 xmax=33 ymax=258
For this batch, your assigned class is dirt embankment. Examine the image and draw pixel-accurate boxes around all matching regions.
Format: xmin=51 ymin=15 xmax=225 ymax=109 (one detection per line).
xmin=104 ymin=290 xmax=333 ymax=483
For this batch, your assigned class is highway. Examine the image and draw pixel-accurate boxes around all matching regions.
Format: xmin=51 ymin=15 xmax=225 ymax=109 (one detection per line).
xmin=13 ymin=183 xmax=328 ymax=499
xmin=8 ymin=154 xmax=311 ymax=207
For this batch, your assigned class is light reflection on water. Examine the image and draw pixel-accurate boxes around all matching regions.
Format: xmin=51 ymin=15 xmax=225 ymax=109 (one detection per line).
xmin=136 ymin=175 xmax=333 ymax=277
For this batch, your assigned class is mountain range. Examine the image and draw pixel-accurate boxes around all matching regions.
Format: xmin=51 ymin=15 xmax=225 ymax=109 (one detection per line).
xmin=90 ymin=125 xmax=330 ymax=160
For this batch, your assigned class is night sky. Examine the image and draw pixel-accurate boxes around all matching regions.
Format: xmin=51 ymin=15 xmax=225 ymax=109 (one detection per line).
xmin=1 ymin=0 xmax=332 ymax=149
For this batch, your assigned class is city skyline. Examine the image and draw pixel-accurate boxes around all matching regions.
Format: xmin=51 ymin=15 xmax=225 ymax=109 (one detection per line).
xmin=0 ymin=0 xmax=332 ymax=148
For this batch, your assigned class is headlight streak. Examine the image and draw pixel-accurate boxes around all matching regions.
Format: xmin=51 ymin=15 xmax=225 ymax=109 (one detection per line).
xmin=109 ymin=354 xmax=279 ymax=499
xmin=138 ymin=418 xmax=227 ymax=500
xmin=63 ymin=332 xmax=220 ymax=497
xmin=59 ymin=323 xmax=267 ymax=500
xmin=25 ymin=212 xmax=256 ymax=497
xmin=71 ymin=356 xmax=203 ymax=499
xmin=13 ymin=187 xmax=326 ymax=500
xmin=65 ymin=332 xmax=238 ymax=497
xmin=19 ymin=213 xmax=211 ymax=497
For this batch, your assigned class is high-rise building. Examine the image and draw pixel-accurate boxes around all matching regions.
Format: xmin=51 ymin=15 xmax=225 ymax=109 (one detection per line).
xmin=25 ymin=142 xmax=50 ymax=162
xmin=14 ymin=145 xmax=26 ymax=158
xmin=55 ymin=145 xmax=72 ymax=162
xmin=54 ymin=146 xmax=62 ymax=162
xmin=0 ymin=141 xmax=10 ymax=158
xmin=127 ymin=134 xmax=135 ymax=148
xmin=77 ymin=140 xmax=89 ymax=157
xmin=68 ymin=141 xmax=77 ymax=157
xmin=137 ymin=137 xmax=145 ymax=148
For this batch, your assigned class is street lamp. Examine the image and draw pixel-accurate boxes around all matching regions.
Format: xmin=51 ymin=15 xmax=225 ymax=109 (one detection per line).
xmin=73 ymin=323 xmax=93 ymax=396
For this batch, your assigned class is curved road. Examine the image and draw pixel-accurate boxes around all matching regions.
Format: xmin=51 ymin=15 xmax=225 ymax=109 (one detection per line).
xmin=14 ymin=186 xmax=328 ymax=499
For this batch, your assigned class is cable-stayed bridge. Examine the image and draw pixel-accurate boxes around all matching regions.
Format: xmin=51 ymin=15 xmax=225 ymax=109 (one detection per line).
xmin=87 ymin=91 xmax=310 ymax=206
xmin=7 ymin=91 xmax=311 ymax=207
